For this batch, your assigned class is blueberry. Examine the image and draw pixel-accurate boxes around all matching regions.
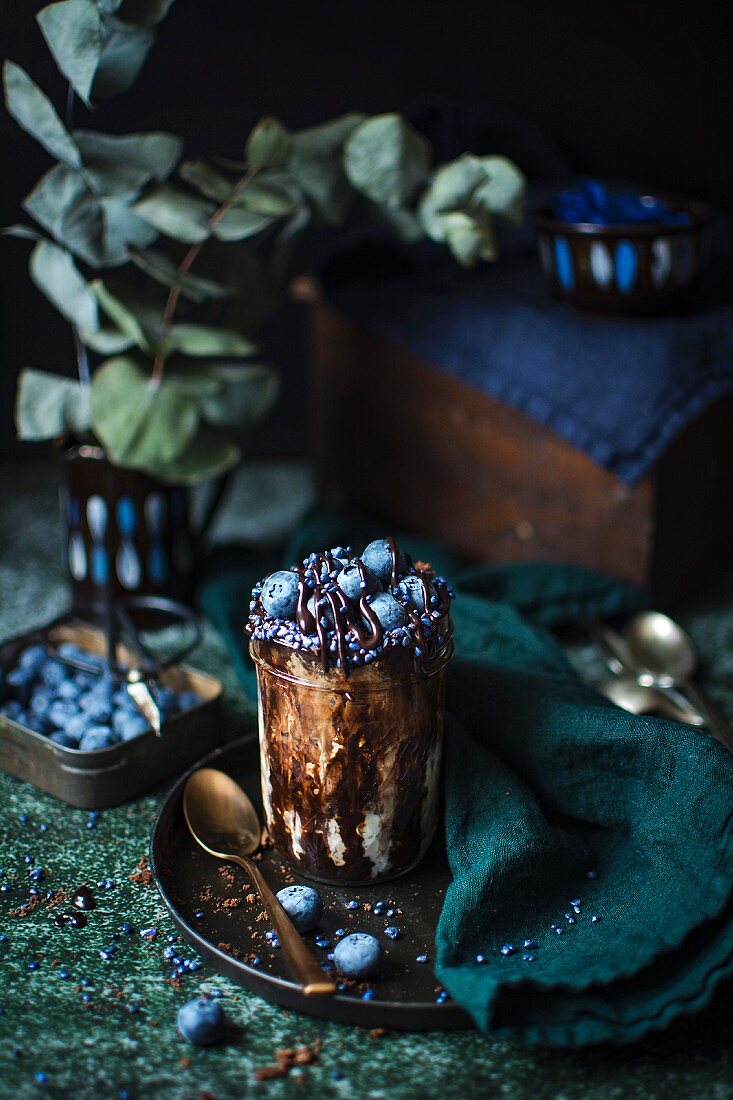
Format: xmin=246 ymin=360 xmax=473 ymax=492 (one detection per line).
xmin=362 ymin=539 xmax=408 ymax=584
xmin=78 ymin=693 xmax=112 ymax=724
xmin=50 ymin=731 xmax=78 ymax=748
xmin=25 ymin=713 xmax=55 ymax=735
xmin=333 ymin=933 xmax=384 ymax=980
xmin=368 ymin=593 xmax=408 ymax=631
xmin=397 ymin=574 xmax=433 ymax=612
xmin=276 ymin=884 xmax=323 ymax=932
xmin=307 ymin=595 xmax=335 ymax=628
xmin=74 ymin=671 xmax=99 ymax=691
xmin=337 ymin=563 xmax=382 ymax=601
xmin=18 ymin=645 xmax=47 ymax=674
xmin=177 ymin=691 xmax=201 ymax=711
xmin=177 ymin=998 xmax=226 ymax=1046
xmin=48 ymin=700 xmax=80 ymax=729
xmin=64 ymin=714 xmax=91 ymax=742
xmin=260 ymin=570 xmax=299 ymax=619
xmin=79 ymin=727 xmax=120 ymax=751
xmin=39 ymin=660 xmax=67 ymax=689
xmin=6 ymin=667 xmax=34 ymax=703
xmin=56 ymin=679 xmax=81 ymax=702
xmin=118 ymin=715 xmax=150 ymax=741
xmin=28 ymin=689 xmax=53 ymax=718
xmin=0 ymin=700 xmax=24 ymax=721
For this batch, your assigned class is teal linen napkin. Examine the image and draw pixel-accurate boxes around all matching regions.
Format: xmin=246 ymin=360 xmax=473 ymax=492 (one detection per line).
xmin=199 ymin=513 xmax=733 ymax=1046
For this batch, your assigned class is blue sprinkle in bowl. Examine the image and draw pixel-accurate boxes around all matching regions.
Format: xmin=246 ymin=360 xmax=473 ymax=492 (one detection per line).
xmin=533 ymin=192 xmax=712 ymax=315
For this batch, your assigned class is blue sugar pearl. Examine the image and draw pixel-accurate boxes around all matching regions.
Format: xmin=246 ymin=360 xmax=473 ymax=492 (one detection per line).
xmin=555 ymin=927 xmax=565 ymax=935
xmin=591 ymin=914 xmax=601 ymax=923
xmin=188 ymin=960 xmax=201 ymax=972
xmin=570 ymin=899 xmax=582 ymax=910
xmin=82 ymin=993 xmax=92 ymax=1003
xmin=0 ymin=885 xmax=8 ymax=894
xmin=119 ymin=923 xmax=133 ymax=935
xmin=18 ymin=813 xmax=28 ymax=824
xmin=475 ymin=953 xmax=487 ymax=964
xmin=23 ymin=855 xmax=33 ymax=865
xmin=163 ymin=946 xmax=176 ymax=959
xmin=0 ymin=934 xmax=7 ymax=943
xmin=194 ymin=910 xmax=205 ymax=920
xmin=81 ymin=978 xmax=92 ymax=987
xmin=385 ymin=908 xmax=397 ymax=918
xmin=523 ymin=954 xmax=536 ymax=962
xmin=118 ymin=1090 xmax=132 ymax=1100
xmin=436 ymin=991 xmax=450 ymax=1004
xmin=86 ymin=821 xmax=96 ymax=830
xmin=128 ymin=1005 xmax=139 ymax=1014
xmin=30 ymin=867 xmax=44 ymax=882
xmin=416 ymin=954 xmax=429 ymax=964
xmin=586 ymin=870 xmax=598 ymax=879
xmin=166 ymin=934 xmax=177 ymax=943
xmin=361 ymin=989 xmax=376 ymax=1000
xmin=314 ymin=936 xmax=331 ymax=949
xmin=344 ymin=900 xmax=359 ymax=911
xmin=251 ymin=955 xmax=262 ymax=966
xmin=27 ymin=961 xmax=40 ymax=970
xmin=39 ymin=824 xmax=48 ymax=833
xmin=334 ymin=928 xmax=346 ymax=938
xmin=209 ymin=989 xmax=224 ymax=998
xmin=565 ymin=913 xmax=576 ymax=924
xmin=139 ymin=927 xmax=157 ymax=939
xmin=500 ymin=944 xmax=516 ymax=956
xmin=177 ymin=998 xmax=226 ymax=1046
xmin=384 ymin=926 xmax=402 ymax=940
xmin=276 ymin=884 xmax=323 ymax=933
xmin=35 ymin=1072 xmax=47 ymax=1083
xmin=58 ymin=969 xmax=69 ymax=979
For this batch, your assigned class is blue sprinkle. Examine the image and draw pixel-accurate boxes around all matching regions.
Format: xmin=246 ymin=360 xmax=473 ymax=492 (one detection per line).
xmin=522 ymin=940 xmax=538 ymax=950
xmin=344 ymin=900 xmax=359 ymax=910
xmin=39 ymin=824 xmax=49 ymax=834
xmin=565 ymin=913 xmax=576 ymax=925
xmin=194 ymin=909 xmax=205 ymax=920
xmin=81 ymin=978 xmax=92 ymax=987
xmin=384 ymin=926 xmax=402 ymax=940
xmin=334 ymin=928 xmax=346 ymax=937
xmin=139 ymin=927 xmax=157 ymax=939
xmin=251 ymin=955 xmax=262 ymax=966
xmin=416 ymin=953 xmax=429 ymax=964
xmin=162 ymin=947 xmax=176 ymax=960
xmin=522 ymin=953 xmax=536 ymax=962
xmin=128 ymin=1005 xmax=140 ymax=1014
xmin=35 ymin=1072 xmax=47 ymax=1083
xmin=18 ymin=814 xmax=28 ymax=824
xmin=586 ymin=870 xmax=598 ymax=879
xmin=591 ymin=914 xmax=601 ymax=923
xmin=27 ymin=960 xmax=40 ymax=970
xmin=475 ymin=953 xmax=487 ymax=964
xmin=58 ymin=969 xmax=70 ymax=979
xmin=82 ymin=993 xmax=92 ymax=1003
xmin=555 ymin=927 xmax=564 ymax=935
xmin=187 ymin=960 xmax=201 ymax=972
xmin=499 ymin=944 xmax=516 ymax=956
xmin=435 ymin=990 xmax=450 ymax=1004
xmin=119 ymin=923 xmax=133 ymax=935
xmin=361 ymin=989 xmax=376 ymax=1000
xmin=166 ymin=934 xmax=177 ymax=943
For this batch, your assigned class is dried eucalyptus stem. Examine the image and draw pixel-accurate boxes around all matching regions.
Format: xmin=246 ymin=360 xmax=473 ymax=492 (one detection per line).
xmin=150 ymin=165 xmax=259 ymax=388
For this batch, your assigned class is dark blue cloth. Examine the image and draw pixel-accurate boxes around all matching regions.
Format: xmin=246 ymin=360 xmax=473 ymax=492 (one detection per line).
xmin=322 ymin=225 xmax=733 ymax=485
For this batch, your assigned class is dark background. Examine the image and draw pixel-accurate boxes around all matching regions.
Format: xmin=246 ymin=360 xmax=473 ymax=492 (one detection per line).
xmin=1 ymin=0 xmax=732 ymax=461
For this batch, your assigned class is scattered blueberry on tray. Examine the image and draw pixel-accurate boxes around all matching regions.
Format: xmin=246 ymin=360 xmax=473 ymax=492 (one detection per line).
xmin=0 ymin=640 xmax=202 ymax=750
xmin=275 ymin=884 xmax=323 ymax=932
xmin=177 ymin=998 xmax=226 ymax=1046
xmin=333 ymin=933 xmax=384 ymax=980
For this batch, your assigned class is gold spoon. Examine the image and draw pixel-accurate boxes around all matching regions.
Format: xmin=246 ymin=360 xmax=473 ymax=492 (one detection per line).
xmin=183 ymin=767 xmax=336 ymax=996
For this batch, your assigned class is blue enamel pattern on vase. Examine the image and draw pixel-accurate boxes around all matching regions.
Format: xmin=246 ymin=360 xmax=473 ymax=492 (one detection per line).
xmin=148 ymin=544 xmax=168 ymax=585
xmin=91 ymin=546 xmax=109 ymax=586
xmin=116 ymin=496 xmax=137 ymax=536
xmin=615 ymin=240 xmax=638 ymax=293
xmin=554 ymin=236 xmax=574 ymax=290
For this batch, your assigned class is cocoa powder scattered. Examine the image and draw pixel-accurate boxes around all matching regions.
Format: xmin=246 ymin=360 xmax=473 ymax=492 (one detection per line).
xmin=129 ymin=856 xmax=153 ymax=886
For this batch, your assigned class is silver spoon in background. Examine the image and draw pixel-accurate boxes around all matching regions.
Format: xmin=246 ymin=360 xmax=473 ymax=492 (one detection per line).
xmin=589 ymin=622 xmax=704 ymax=726
xmin=594 ymin=673 xmax=704 ymax=723
xmin=183 ymin=768 xmax=336 ymax=996
xmin=623 ymin=612 xmax=733 ymax=752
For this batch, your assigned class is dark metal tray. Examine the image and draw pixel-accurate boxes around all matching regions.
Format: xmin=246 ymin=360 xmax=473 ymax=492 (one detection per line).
xmin=150 ymin=736 xmax=471 ymax=1030
xmin=0 ymin=619 xmax=223 ymax=808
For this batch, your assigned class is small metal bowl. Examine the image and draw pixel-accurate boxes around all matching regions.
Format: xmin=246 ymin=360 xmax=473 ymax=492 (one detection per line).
xmin=0 ymin=619 xmax=223 ymax=808
xmin=533 ymin=194 xmax=712 ymax=314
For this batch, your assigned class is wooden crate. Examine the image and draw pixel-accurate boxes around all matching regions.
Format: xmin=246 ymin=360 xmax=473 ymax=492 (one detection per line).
xmin=310 ymin=306 xmax=733 ymax=601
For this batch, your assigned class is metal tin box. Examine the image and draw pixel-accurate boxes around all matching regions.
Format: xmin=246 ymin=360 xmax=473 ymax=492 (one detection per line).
xmin=0 ymin=619 xmax=223 ymax=808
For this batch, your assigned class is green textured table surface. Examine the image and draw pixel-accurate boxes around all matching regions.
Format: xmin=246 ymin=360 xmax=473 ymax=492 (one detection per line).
xmin=1 ymin=462 xmax=733 ymax=1100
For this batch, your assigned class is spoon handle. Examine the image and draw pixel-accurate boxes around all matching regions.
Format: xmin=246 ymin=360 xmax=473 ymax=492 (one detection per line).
xmin=679 ymin=680 xmax=733 ymax=753
xmin=229 ymin=854 xmax=336 ymax=996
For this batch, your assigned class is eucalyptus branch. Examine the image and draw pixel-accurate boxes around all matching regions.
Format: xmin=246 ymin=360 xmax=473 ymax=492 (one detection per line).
xmin=72 ymin=324 xmax=90 ymax=388
xmin=150 ymin=165 xmax=259 ymax=388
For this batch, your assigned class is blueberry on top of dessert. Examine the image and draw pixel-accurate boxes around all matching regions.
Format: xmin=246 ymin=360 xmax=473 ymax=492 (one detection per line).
xmin=246 ymin=537 xmax=454 ymax=673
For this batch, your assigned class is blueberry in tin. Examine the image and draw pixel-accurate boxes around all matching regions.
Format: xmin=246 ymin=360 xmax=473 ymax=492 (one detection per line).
xmin=247 ymin=536 xmax=454 ymax=884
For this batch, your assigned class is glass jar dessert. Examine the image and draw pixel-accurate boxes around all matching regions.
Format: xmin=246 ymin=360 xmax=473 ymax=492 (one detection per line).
xmin=247 ymin=538 xmax=454 ymax=884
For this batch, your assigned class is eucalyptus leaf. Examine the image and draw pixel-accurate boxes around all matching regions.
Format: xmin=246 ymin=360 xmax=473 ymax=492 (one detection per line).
xmin=241 ymin=173 xmax=300 ymax=217
xmin=114 ymin=0 xmax=177 ymax=28
xmin=443 ymin=211 xmax=494 ymax=266
xmin=37 ymin=0 xmax=102 ymax=106
xmin=163 ymin=361 xmax=223 ymax=396
xmin=166 ymin=324 xmax=257 ymax=357
xmin=91 ymin=356 xmax=199 ymax=470
xmin=23 ymin=165 xmax=104 ymax=266
xmin=82 ymin=327 xmax=136 ymax=354
xmin=133 ymin=185 xmax=215 ymax=243
xmin=92 ymin=280 xmax=150 ymax=350
xmin=287 ymin=112 xmax=365 ymax=223
xmin=211 ymin=206 xmax=273 ymax=242
xmin=246 ymin=117 xmax=291 ymax=169
xmin=153 ymin=424 xmax=239 ymax=484
xmin=200 ymin=362 xmax=279 ymax=433
xmin=344 ymin=114 xmax=430 ymax=210
xmin=29 ymin=240 xmax=98 ymax=331
xmin=472 ymin=155 xmax=526 ymax=225
xmin=129 ymin=247 xmax=233 ymax=302
xmin=101 ymin=197 xmax=158 ymax=261
xmin=75 ymin=129 xmax=183 ymax=195
xmin=1 ymin=225 xmax=44 ymax=243
xmin=3 ymin=62 xmax=80 ymax=167
xmin=371 ymin=202 xmax=424 ymax=243
xmin=93 ymin=16 xmax=155 ymax=98
xmin=16 ymin=369 xmax=92 ymax=441
xmin=178 ymin=159 xmax=233 ymax=203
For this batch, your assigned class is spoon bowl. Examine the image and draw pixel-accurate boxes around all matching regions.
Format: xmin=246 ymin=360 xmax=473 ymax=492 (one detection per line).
xmin=183 ymin=767 xmax=336 ymax=996
xmin=624 ymin=611 xmax=696 ymax=684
